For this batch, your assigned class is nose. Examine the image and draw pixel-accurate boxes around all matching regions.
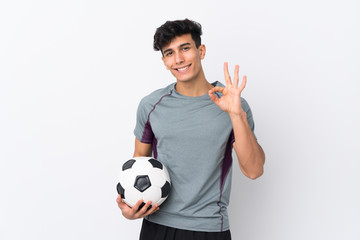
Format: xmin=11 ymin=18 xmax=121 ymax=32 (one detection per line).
xmin=175 ymin=52 xmax=184 ymax=65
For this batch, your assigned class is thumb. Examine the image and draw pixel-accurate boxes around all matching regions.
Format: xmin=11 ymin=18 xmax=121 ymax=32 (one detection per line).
xmin=116 ymin=195 xmax=127 ymax=209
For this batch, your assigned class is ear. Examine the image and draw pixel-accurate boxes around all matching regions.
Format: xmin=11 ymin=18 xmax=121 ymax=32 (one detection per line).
xmin=199 ymin=44 xmax=206 ymax=60
xmin=161 ymin=56 xmax=170 ymax=70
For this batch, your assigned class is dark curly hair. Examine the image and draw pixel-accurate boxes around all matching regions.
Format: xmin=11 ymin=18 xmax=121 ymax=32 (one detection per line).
xmin=153 ymin=19 xmax=202 ymax=54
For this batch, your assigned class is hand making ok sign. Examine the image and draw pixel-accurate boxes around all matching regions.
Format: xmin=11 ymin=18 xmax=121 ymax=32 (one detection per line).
xmin=209 ymin=62 xmax=247 ymax=116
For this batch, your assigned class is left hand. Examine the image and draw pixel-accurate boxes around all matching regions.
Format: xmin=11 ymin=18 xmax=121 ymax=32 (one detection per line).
xmin=209 ymin=62 xmax=247 ymax=116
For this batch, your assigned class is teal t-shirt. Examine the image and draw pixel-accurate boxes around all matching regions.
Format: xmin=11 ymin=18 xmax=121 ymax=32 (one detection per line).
xmin=134 ymin=81 xmax=255 ymax=232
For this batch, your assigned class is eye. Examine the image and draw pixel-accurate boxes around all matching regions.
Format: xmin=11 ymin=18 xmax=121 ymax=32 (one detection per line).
xmin=182 ymin=47 xmax=190 ymax=51
xmin=165 ymin=51 xmax=173 ymax=57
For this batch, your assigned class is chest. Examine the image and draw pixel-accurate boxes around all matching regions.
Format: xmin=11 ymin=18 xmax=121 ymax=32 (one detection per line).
xmin=149 ymin=99 xmax=232 ymax=144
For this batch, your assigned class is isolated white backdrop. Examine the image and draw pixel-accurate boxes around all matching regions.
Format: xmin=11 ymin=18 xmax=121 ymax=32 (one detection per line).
xmin=1 ymin=0 xmax=359 ymax=239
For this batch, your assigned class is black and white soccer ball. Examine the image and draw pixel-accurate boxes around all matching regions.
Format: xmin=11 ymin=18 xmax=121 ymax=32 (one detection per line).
xmin=116 ymin=157 xmax=171 ymax=208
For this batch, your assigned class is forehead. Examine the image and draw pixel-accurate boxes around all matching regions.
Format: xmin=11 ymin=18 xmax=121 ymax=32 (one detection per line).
xmin=162 ymin=33 xmax=195 ymax=50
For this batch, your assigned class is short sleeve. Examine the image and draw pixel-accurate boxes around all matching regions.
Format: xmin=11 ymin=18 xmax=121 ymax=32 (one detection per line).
xmin=241 ymin=98 xmax=257 ymax=139
xmin=134 ymin=98 xmax=154 ymax=143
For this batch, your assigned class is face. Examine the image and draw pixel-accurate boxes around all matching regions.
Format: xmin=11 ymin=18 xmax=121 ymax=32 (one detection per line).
xmin=161 ymin=34 xmax=206 ymax=83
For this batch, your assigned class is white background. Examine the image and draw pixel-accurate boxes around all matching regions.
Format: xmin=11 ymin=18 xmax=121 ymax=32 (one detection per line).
xmin=1 ymin=0 xmax=359 ymax=239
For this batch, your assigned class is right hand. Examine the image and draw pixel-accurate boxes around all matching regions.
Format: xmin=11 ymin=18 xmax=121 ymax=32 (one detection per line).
xmin=116 ymin=194 xmax=160 ymax=220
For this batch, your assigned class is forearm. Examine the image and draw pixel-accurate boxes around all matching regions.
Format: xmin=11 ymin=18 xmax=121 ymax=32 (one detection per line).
xmin=230 ymin=113 xmax=265 ymax=179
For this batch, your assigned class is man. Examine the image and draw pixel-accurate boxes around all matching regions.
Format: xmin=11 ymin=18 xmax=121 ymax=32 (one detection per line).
xmin=116 ymin=19 xmax=265 ymax=240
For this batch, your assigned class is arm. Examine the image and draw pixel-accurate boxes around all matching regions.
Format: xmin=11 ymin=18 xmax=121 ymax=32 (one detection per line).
xmin=230 ymin=112 xmax=265 ymax=179
xmin=116 ymin=137 xmax=159 ymax=219
xmin=209 ymin=62 xmax=265 ymax=179
xmin=133 ymin=137 xmax=152 ymax=157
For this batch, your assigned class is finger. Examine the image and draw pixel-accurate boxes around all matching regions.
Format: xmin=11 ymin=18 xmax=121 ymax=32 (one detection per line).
xmin=209 ymin=86 xmax=224 ymax=93
xmin=223 ymin=62 xmax=232 ymax=86
xmin=209 ymin=91 xmax=219 ymax=104
xmin=116 ymin=195 xmax=128 ymax=210
xmin=131 ymin=199 xmax=144 ymax=214
xmin=208 ymin=87 xmax=223 ymax=103
xmin=136 ymin=201 xmax=152 ymax=216
xmin=233 ymin=65 xmax=239 ymax=87
xmin=239 ymin=75 xmax=247 ymax=92
xmin=143 ymin=204 xmax=160 ymax=217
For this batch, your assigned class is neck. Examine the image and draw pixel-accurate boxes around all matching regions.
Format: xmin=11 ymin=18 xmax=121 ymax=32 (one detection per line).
xmin=175 ymin=69 xmax=213 ymax=97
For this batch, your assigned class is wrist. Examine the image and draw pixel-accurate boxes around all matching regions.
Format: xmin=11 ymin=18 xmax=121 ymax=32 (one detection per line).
xmin=229 ymin=111 xmax=247 ymax=120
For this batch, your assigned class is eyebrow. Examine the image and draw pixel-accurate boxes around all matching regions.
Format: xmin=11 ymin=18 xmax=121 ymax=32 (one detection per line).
xmin=163 ymin=43 xmax=191 ymax=55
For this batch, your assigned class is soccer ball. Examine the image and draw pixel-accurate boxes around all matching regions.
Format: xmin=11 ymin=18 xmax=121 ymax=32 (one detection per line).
xmin=116 ymin=157 xmax=171 ymax=208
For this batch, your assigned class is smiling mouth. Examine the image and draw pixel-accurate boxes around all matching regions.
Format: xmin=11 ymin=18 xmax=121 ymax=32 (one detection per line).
xmin=175 ymin=64 xmax=191 ymax=72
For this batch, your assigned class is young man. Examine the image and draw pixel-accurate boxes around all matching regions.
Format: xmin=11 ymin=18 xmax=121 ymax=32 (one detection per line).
xmin=116 ymin=19 xmax=265 ymax=240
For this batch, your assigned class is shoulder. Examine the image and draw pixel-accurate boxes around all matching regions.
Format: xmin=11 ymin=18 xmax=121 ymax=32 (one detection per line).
xmin=241 ymin=97 xmax=251 ymax=111
xmin=240 ymin=97 xmax=254 ymax=120
xmin=213 ymin=81 xmax=225 ymax=88
xmin=138 ymin=83 xmax=175 ymax=109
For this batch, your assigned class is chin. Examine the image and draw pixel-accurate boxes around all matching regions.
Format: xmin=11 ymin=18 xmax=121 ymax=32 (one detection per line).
xmin=176 ymin=76 xmax=192 ymax=82
xmin=171 ymin=72 xmax=192 ymax=82
xmin=174 ymin=72 xmax=200 ymax=83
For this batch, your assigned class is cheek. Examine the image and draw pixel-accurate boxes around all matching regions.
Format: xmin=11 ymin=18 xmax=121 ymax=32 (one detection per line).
xmin=163 ymin=61 xmax=171 ymax=70
xmin=191 ymin=56 xmax=201 ymax=68
xmin=190 ymin=52 xmax=202 ymax=64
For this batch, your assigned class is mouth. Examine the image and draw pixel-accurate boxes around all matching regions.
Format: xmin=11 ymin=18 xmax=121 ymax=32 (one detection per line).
xmin=174 ymin=64 xmax=191 ymax=73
